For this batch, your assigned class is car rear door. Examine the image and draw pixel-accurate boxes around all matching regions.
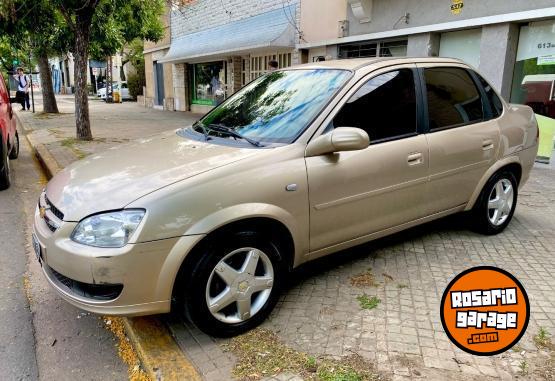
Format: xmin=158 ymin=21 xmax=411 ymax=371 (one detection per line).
xmin=306 ymin=64 xmax=430 ymax=252
xmin=417 ymin=63 xmax=501 ymax=214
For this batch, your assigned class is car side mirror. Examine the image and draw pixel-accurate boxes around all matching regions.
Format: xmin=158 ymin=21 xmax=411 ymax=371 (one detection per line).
xmin=306 ymin=127 xmax=370 ymax=157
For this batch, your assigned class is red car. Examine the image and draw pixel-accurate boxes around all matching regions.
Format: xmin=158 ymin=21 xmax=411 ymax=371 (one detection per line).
xmin=0 ymin=72 xmax=19 ymax=190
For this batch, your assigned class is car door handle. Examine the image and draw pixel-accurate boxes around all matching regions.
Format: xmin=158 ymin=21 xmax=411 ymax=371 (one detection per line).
xmin=482 ymin=139 xmax=494 ymax=151
xmin=407 ymin=152 xmax=423 ymax=166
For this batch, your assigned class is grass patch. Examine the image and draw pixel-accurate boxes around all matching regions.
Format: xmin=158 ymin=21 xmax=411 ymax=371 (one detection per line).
xmin=534 ymin=327 xmax=553 ymax=350
xmin=357 ymin=294 xmax=381 ymax=310
xmin=222 ymin=328 xmax=382 ymax=381
xmin=350 ymin=268 xmax=378 ymax=288
xmin=511 ymin=344 xmax=523 ymax=353
xmin=60 ymin=137 xmax=89 ymax=160
xmin=518 ymin=360 xmax=529 ymax=375
xmin=397 ymin=284 xmax=408 ymax=289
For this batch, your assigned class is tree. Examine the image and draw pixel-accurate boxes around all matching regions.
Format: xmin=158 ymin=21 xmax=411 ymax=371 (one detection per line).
xmin=0 ymin=0 xmax=65 ymax=113
xmin=53 ymin=0 xmax=165 ymax=140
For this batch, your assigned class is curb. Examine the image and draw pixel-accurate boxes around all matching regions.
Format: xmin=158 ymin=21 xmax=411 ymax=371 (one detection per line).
xmin=17 ymin=112 xmax=202 ymax=381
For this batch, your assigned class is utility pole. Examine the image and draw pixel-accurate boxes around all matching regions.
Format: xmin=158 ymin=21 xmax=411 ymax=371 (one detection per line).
xmin=28 ymin=41 xmax=35 ymax=113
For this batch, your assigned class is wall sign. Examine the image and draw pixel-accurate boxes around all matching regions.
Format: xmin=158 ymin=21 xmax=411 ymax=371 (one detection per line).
xmin=451 ymin=0 xmax=464 ymax=15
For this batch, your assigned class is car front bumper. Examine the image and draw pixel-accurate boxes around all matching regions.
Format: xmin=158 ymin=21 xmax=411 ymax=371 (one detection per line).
xmin=33 ymin=195 xmax=204 ymax=316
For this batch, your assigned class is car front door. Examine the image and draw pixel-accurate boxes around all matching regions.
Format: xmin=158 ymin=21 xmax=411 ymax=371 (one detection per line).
xmin=306 ymin=65 xmax=429 ymax=253
xmin=418 ymin=64 xmax=501 ymax=214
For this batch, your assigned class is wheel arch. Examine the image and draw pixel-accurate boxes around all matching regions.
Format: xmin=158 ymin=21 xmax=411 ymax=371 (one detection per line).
xmin=465 ymin=157 xmax=522 ymax=211
xmin=165 ymin=206 xmax=300 ymax=309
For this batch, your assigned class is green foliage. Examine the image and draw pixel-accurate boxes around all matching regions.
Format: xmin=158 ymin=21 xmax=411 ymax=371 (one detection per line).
xmin=356 ymin=294 xmax=381 ymax=310
xmin=89 ymin=0 xmax=165 ymax=59
xmin=127 ymin=72 xmax=145 ymax=100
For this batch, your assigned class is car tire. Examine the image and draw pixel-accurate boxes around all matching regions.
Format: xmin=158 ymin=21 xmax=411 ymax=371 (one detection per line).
xmin=183 ymin=230 xmax=284 ymax=337
xmin=9 ymin=131 xmax=19 ymax=160
xmin=470 ymin=170 xmax=518 ymax=235
xmin=0 ymin=137 xmax=11 ymax=191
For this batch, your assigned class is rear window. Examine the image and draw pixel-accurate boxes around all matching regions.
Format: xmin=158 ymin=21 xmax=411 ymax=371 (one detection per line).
xmin=476 ymin=73 xmax=503 ymax=118
xmin=424 ymin=67 xmax=484 ymax=131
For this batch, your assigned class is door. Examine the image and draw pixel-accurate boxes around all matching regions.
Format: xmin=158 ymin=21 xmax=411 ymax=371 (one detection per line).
xmin=154 ymin=61 xmax=165 ymax=106
xmin=306 ymin=66 xmax=429 ymax=252
xmin=418 ymin=65 xmax=501 ymax=214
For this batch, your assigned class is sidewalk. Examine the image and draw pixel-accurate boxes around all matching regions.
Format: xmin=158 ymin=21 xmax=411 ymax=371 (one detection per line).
xmin=18 ymin=95 xmax=202 ymax=172
xmin=17 ymin=96 xmax=555 ymax=381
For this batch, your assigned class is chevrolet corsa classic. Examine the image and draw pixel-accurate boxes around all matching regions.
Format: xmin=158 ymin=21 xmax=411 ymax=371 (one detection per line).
xmin=33 ymin=58 xmax=539 ymax=336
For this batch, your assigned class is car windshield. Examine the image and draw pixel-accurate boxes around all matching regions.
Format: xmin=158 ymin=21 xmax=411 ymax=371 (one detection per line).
xmin=193 ymin=69 xmax=350 ymax=144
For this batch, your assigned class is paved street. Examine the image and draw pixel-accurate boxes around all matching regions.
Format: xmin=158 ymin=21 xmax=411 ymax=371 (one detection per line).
xmin=0 ymin=115 xmax=128 ymax=380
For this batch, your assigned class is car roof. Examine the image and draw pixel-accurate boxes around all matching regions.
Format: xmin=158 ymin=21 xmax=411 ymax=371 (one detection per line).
xmin=292 ymin=57 xmax=467 ymax=71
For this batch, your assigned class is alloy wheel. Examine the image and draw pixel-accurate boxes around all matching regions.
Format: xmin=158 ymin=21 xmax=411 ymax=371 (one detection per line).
xmin=205 ymin=247 xmax=274 ymax=324
xmin=488 ymin=178 xmax=514 ymax=226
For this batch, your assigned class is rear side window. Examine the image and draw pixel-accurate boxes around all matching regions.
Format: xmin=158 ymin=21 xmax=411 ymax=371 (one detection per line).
xmin=333 ymin=69 xmax=417 ymax=143
xmin=476 ymin=73 xmax=503 ymax=118
xmin=424 ymin=67 xmax=484 ymax=131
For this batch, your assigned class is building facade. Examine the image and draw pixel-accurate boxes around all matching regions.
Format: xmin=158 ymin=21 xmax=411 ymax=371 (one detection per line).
xmin=299 ymin=0 xmax=555 ymax=105
xmin=157 ymin=0 xmax=302 ymax=113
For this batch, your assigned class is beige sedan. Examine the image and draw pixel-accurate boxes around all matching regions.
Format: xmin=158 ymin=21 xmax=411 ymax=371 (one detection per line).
xmin=33 ymin=58 xmax=538 ymax=336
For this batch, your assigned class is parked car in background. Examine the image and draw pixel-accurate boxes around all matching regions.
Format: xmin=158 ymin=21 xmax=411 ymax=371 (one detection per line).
xmin=0 ymin=72 xmax=20 ymax=190
xmin=97 ymin=82 xmax=131 ymax=101
xmin=34 ymin=58 xmax=538 ymax=336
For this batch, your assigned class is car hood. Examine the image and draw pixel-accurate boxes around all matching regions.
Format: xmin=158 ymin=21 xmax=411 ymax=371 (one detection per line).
xmin=46 ymin=130 xmax=257 ymax=221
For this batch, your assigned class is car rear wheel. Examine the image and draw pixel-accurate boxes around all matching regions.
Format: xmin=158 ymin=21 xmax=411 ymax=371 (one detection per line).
xmin=470 ymin=170 xmax=518 ymax=235
xmin=9 ymin=131 xmax=19 ymax=160
xmin=0 ymin=138 xmax=11 ymax=190
xmin=183 ymin=230 xmax=284 ymax=337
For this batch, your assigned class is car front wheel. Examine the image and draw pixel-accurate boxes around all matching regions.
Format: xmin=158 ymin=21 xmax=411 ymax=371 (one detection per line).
xmin=471 ymin=170 xmax=518 ymax=235
xmin=183 ymin=230 xmax=284 ymax=337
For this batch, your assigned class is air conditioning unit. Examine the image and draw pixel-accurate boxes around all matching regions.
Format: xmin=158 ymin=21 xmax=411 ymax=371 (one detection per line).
xmin=338 ymin=20 xmax=349 ymax=38
xmin=348 ymin=0 xmax=372 ymax=23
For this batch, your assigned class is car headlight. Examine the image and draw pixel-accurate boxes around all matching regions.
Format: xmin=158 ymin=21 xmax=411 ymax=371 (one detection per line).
xmin=71 ymin=209 xmax=145 ymax=248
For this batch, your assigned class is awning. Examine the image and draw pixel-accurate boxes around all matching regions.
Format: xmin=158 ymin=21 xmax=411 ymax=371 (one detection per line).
xmin=159 ymin=5 xmax=296 ymax=64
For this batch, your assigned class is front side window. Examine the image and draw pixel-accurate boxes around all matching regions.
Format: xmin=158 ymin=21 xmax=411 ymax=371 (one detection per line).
xmin=332 ymin=69 xmax=417 ymax=142
xmin=424 ymin=67 xmax=484 ymax=130
xmin=195 ymin=69 xmax=351 ymax=144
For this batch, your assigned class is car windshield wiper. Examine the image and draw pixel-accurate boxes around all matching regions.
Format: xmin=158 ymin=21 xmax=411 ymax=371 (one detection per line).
xmin=193 ymin=121 xmax=211 ymax=141
xmin=207 ymin=124 xmax=264 ymax=147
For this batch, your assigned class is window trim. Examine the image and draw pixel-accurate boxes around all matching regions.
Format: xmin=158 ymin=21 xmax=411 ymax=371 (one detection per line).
xmin=419 ymin=66 xmax=491 ymax=133
xmin=329 ymin=67 xmax=423 ymax=145
xmin=470 ymin=70 xmax=506 ymax=121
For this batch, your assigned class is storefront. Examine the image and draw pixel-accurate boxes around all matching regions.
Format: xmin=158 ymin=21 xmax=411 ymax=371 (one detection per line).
xmin=511 ymin=20 xmax=555 ymax=162
xmin=161 ymin=4 xmax=298 ymax=113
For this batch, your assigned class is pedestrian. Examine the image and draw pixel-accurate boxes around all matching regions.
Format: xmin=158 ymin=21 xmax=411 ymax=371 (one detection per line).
xmin=268 ymin=60 xmax=279 ymax=72
xmin=13 ymin=67 xmax=30 ymax=111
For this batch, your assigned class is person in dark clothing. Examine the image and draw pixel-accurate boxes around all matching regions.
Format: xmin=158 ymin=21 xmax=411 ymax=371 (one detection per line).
xmin=13 ymin=67 xmax=30 ymax=111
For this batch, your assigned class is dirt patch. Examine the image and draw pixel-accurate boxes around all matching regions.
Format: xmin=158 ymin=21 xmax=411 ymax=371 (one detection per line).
xmin=102 ymin=317 xmax=150 ymax=381
xmin=222 ymin=328 xmax=385 ymax=380
xmin=350 ymin=268 xmax=378 ymax=288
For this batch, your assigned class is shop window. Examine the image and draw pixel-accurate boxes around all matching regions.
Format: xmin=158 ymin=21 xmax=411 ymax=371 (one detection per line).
xmin=192 ymin=61 xmax=226 ymax=106
xmin=249 ymin=52 xmax=292 ymax=81
xmin=338 ymin=40 xmax=407 ymax=59
xmin=439 ymin=29 xmax=482 ymax=68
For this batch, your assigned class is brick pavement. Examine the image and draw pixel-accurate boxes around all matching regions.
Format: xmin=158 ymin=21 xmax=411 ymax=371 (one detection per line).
xmin=18 ymin=95 xmax=555 ymax=380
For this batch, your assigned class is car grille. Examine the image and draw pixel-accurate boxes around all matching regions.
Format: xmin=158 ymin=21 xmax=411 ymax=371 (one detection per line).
xmin=45 ymin=196 xmax=64 ymax=220
xmin=48 ymin=265 xmax=124 ymax=301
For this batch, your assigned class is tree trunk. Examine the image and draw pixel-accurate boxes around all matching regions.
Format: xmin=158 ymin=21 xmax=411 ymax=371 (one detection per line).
xmin=73 ymin=10 xmax=94 ymax=141
xmin=37 ymin=52 xmax=59 ymax=113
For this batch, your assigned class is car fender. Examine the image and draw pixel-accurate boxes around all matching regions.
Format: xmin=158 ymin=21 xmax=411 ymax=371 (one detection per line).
xmin=464 ymin=155 xmax=521 ymax=211
xmin=185 ymin=202 xmax=303 ymax=256
xmin=154 ymin=203 xmax=304 ymax=303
